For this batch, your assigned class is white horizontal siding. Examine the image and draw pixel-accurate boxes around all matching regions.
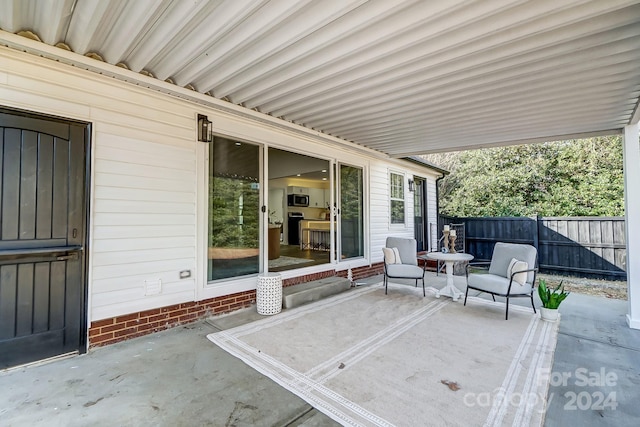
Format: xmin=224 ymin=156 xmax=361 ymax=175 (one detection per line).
xmin=369 ymin=160 xmax=415 ymax=264
xmin=92 ymin=262 xmax=193 ymax=287
xmin=92 ymin=248 xmax=194 ymax=268
xmin=2 ymin=46 xmax=446 ymax=322
xmin=0 ymin=48 xmax=200 ymax=321
xmin=95 ymin=187 xmax=194 ymax=203
xmin=91 ymin=130 xmax=197 ymax=319
xmin=93 ymin=225 xmax=194 ymax=239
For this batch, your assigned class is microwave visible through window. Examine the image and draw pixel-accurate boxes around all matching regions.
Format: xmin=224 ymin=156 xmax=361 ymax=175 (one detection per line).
xmin=288 ymin=194 xmax=309 ymax=207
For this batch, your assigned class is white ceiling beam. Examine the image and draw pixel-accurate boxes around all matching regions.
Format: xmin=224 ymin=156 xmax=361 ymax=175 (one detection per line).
xmin=1 ymin=0 xmax=639 ymax=158
xmin=390 ymin=129 xmax=624 ymax=156
xmin=173 ymin=0 xmax=313 ymax=87
xmin=272 ymin=19 xmax=640 ymax=119
xmin=190 ymin=0 xmax=368 ymax=93
xmin=368 ymin=114 xmax=631 ymax=150
xmin=122 ymin=0 xmax=210 ymax=72
xmin=335 ymin=88 xmax=639 ymax=139
xmin=209 ymin=0 xmax=428 ymax=97
xmin=304 ymin=57 xmax=640 ymax=136
xmin=242 ymin=0 xmax=631 ymax=110
xmin=0 ymin=0 xmax=76 ymax=44
xmin=309 ymin=59 xmax=640 ymax=132
xmin=222 ymin=0 xmax=472 ymax=101
xmin=375 ymin=121 xmax=629 ymax=153
xmin=65 ymin=0 xmax=125 ymax=55
xmin=360 ymin=103 xmax=633 ymax=140
xmin=325 ymin=68 xmax=640 ymax=135
xmin=148 ymin=0 xmax=265 ymax=82
xmin=98 ymin=0 xmax=166 ymax=64
xmin=362 ymin=109 xmax=632 ymax=142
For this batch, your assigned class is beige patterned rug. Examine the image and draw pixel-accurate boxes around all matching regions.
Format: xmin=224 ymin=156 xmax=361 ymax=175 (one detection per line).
xmin=207 ymin=283 xmax=559 ymax=427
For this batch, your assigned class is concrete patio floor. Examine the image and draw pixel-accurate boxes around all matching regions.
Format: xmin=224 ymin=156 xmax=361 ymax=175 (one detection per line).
xmin=1 ymin=272 xmax=639 ymax=426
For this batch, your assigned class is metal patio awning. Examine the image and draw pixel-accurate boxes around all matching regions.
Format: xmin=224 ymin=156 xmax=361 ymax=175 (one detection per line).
xmin=1 ymin=0 xmax=639 ymax=156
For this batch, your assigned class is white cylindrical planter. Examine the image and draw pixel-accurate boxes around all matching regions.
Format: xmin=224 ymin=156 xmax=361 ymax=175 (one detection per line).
xmin=540 ymin=307 xmax=559 ymax=322
xmin=256 ymin=273 xmax=283 ymax=315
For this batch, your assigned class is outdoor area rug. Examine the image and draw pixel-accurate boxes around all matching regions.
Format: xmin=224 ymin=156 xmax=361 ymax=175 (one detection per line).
xmin=207 ymin=283 xmax=559 ymax=426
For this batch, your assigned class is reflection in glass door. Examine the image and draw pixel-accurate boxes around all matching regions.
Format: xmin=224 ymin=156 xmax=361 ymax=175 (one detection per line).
xmin=339 ymin=164 xmax=364 ymax=258
xmin=208 ymin=137 xmax=261 ymax=281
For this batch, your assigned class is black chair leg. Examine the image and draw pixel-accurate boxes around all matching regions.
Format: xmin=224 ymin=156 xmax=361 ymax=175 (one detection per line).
xmin=491 ymin=294 xmax=496 ymax=302
xmin=422 ymin=277 xmax=425 ymax=297
xmin=530 ymin=294 xmax=537 ymax=314
xmin=464 ymin=287 xmax=469 ymax=306
xmin=384 ymin=276 xmax=388 ymax=295
xmin=505 ymin=297 xmax=509 ymax=320
xmin=415 ymin=279 xmax=418 ymax=288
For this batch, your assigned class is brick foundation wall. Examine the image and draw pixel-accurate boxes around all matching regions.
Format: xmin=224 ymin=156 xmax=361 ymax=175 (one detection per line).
xmin=88 ymin=265 xmax=383 ymax=349
xmin=88 ymin=290 xmax=255 ymax=348
xmin=336 ymin=262 xmax=384 ymax=281
xmin=282 ymin=269 xmax=336 ymax=287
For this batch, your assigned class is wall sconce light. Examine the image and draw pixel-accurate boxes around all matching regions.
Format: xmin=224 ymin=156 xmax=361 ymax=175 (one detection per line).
xmin=408 ymin=179 xmax=415 ymax=192
xmin=197 ymin=114 xmax=212 ymax=142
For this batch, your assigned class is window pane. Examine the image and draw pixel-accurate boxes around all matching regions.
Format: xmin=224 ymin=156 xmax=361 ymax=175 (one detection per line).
xmin=390 ymin=172 xmax=405 ymax=224
xmin=390 ymin=173 xmax=404 ymax=199
xmin=391 ymin=200 xmax=405 ymax=224
xmin=208 ymin=137 xmax=260 ymax=281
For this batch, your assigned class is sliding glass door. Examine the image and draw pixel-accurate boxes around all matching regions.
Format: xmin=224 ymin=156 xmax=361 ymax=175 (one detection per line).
xmin=207 ymin=142 xmax=365 ymax=281
xmin=208 ymin=137 xmax=261 ymax=281
xmin=339 ymin=164 xmax=364 ymax=259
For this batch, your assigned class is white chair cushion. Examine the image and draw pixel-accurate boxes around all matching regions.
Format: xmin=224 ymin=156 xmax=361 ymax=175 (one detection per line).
xmin=386 ymin=264 xmax=424 ymax=279
xmin=468 ymin=273 xmax=532 ymax=295
xmin=507 ymin=258 xmax=528 ymax=286
xmin=382 ymin=247 xmax=402 ymax=264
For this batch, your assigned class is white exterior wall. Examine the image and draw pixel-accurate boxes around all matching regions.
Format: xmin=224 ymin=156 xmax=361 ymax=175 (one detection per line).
xmin=91 ymin=134 xmax=197 ymax=320
xmin=369 ymin=159 xmax=441 ymax=264
xmin=0 ymin=47 xmax=199 ymax=321
xmin=0 ymin=46 xmax=442 ymax=322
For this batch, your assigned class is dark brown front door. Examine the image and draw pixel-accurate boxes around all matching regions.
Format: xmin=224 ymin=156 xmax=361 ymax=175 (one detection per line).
xmin=0 ymin=108 xmax=89 ymax=369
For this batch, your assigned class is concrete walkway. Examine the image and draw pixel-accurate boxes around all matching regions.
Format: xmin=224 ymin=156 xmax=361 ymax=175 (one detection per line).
xmin=1 ymin=273 xmax=639 ymax=426
xmin=0 ymin=320 xmax=337 ymax=426
xmin=543 ymin=292 xmax=640 ymax=426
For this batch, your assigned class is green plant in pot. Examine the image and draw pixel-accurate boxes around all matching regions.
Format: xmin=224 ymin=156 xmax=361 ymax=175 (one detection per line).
xmin=538 ymin=279 xmax=569 ymax=322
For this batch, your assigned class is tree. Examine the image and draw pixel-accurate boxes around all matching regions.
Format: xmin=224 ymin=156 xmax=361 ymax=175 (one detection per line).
xmin=423 ymin=136 xmax=624 ymax=217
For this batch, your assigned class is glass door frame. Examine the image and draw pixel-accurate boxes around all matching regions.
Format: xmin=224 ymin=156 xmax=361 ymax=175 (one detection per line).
xmin=205 ymin=135 xmax=265 ymax=285
xmin=264 ymin=147 xmax=335 ymax=272
xmin=335 ymin=161 xmax=366 ymax=262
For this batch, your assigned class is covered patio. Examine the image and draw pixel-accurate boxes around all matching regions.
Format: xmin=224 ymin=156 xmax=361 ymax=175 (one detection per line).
xmin=1 ymin=1 xmax=638 ymax=327
xmin=1 ymin=274 xmax=638 ymax=426
xmin=1 ymin=1 xmax=640 ymax=424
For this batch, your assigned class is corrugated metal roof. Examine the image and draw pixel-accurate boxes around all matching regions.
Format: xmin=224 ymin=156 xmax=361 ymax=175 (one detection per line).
xmin=1 ymin=0 xmax=639 ymax=156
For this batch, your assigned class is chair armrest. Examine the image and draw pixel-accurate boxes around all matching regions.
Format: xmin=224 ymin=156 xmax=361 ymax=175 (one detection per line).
xmin=509 ymin=266 xmax=538 ymax=280
xmin=507 ymin=267 xmax=539 ymax=292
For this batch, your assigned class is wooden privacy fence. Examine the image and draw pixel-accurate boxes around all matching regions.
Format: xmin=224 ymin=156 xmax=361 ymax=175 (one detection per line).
xmin=438 ymin=215 xmax=626 ymax=280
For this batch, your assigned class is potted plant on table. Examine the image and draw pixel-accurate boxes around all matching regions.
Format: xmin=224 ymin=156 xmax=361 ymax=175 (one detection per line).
xmin=538 ymin=279 xmax=570 ymax=322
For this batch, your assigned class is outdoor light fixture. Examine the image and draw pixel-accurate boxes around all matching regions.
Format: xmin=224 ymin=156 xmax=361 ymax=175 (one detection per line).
xmin=408 ymin=179 xmax=415 ymax=192
xmin=197 ymin=114 xmax=212 ymax=142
